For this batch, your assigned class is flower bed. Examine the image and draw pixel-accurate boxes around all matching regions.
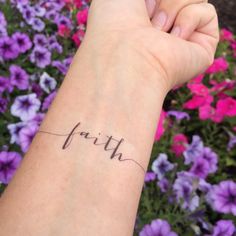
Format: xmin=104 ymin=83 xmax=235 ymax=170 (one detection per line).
xmin=0 ymin=1 xmax=236 ymax=235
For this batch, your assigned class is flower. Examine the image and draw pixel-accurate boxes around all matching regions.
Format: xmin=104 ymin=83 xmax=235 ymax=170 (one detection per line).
xmin=221 ymin=28 xmax=234 ymax=42
xmin=9 ymin=65 xmax=29 ymax=90
xmin=139 ymin=219 xmax=178 ymax=236
xmin=72 ymin=29 xmax=85 ymax=46
xmin=201 ymin=147 xmax=218 ymax=174
xmin=30 ymin=18 xmax=45 ymax=32
xmin=0 ymin=97 xmax=8 ymax=113
xmin=0 ymin=11 xmax=7 ymax=27
xmin=42 ymin=91 xmax=57 ymax=111
xmin=209 ymin=180 xmax=236 ymax=216
xmin=206 ymin=57 xmax=229 ymax=74
xmin=0 ymin=36 xmax=19 ymax=60
xmin=7 ymin=122 xmax=25 ymax=145
xmin=171 ymin=133 xmax=188 ymax=157
xmin=190 ymin=157 xmax=210 ymax=179
xmin=33 ymin=34 xmax=48 ymax=47
xmin=144 ymin=172 xmax=156 ymax=182
xmin=155 ymin=110 xmax=166 ymax=141
xmin=228 ymin=135 xmax=236 ymax=150
xmin=19 ymin=122 xmax=39 ymax=153
xmin=30 ymin=46 xmax=51 ymax=68
xmin=12 ymin=32 xmax=32 ymax=53
xmin=173 ymin=172 xmax=200 ymax=211
xmin=76 ymin=8 xmax=88 ymax=24
xmin=158 ymin=178 xmax=169 ymax=192
xmin=151 ymin=153 xmax=174 ymax=180
xmin=167 ymin=110 xmax=190 ymax=121
xmin=0 ymin=151 xmax=22 ymax=184
xmin=183 ymin=94 xmax=213 ymax=110
xmin=211 ymin=220 xmax=235 ymax=236
xmin=10 ymin=93 xmax=41 ymax=121
xmin=216 ymin=97 xmax=236 ymax=117
xmin=0 ymin=76 xmax=12 ymax=93
xmin=39 ymin=72 xmax=57 ymax=93
xmin=184 ymin=135 xmax=204 ymax=165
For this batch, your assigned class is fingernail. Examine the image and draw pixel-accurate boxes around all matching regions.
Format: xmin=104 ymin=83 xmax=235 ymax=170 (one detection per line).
xmin=153 ymin=11 xmax=167 ymax=29
xmin=171 ymin=26 xmax=181 ymax=37
xmin=145 ymin=0 xmax=156 ymax=17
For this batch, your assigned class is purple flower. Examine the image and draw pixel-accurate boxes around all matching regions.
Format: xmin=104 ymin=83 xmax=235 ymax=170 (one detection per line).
xmin=55 ymin=15 xmax=71 ymax=28
xmin=139 ymin=219 xmax=178 ymax=236
xmin=49 ymin=42 xmax=63 ymax=54
xmin=45 ymin=10 xmax=59 ymax=22
xmin=0 ymin=151 xmax=22 ymax=184
xmin=173 ymin=171 xmax=200 ymax=211
xmin=39 ymin=72 xmax=57 ymax=93
xmin=201 ymin=147 xmax=218 ymax=174
xmin=151 ymin=153 xmax=174 ymax=180
xmin=0 ymin=76 xmax=12 ymax=93
xmin=12 ymin=32 xmax=32 ymax=53
xmin=42 ymin=91 xmax=57 ymax=111
xmin=33 ymin=5 xmax=46 ymax=17
xmin=9 ymin=65 xmax=29 ymax=90
xmin=30 ymin=46 xmax=51 ymax=68
xmin=144 ymin=172 xmax=156 ymax=182
xmin=31 ymin=82 xmax=43 ymax=97
xmin=167 ymin=110 xmax=190 ymax=121
xmin=228 ymin=135 xmax=236 ymax=150
xmin=0 ymin=25 xmax=7 ymax=37
xmin=7 ymin=122 xmax=25 ymax=145
xmin=158 ymin=178 xmax=169 ymax=192
xmin=190 ymin=157 xmax=210 ymax=179
xmin=0 ymin=36 xmax=19 ymax=60
xmin=184 ymin=135 xmax=204 ymax=165
xmin=0 ymin=11 xmax=7 ymax=27
xmin=10 ymin=93 xmax=41 ymax=121
xmin=209 ymin=180 xmax=236 ymax=216
xmin=21 ymin=6 xmax=35 ymax=23
xmin=30 ymin=18 xmax=45 ymax=32
xmin=211 ymin=220 xmax=235 ymax=236
xmin=0 ymin=97 xmax=8 ymax=113
xmin=19 ymin=122 xmax=39 ymax=153
xmin=33 ymin=34 xmax=48 ymax=47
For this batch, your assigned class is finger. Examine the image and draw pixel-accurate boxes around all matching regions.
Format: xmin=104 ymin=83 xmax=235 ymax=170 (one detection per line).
xmin=152 ymin=0 xmax=207 ymax=31
xmin=145 ymin=0 xmax=160 ymax=18
xmin=170 ymin=3 xmax=219 ymax=60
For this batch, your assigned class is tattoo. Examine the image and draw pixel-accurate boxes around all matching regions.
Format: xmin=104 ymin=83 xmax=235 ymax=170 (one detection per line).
xmin=38 ymin=122 xmax=145 ymax=173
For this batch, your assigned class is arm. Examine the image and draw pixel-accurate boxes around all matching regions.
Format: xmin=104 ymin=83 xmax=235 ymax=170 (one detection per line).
xmin=0 ymin=0 xmax=219 ymax=235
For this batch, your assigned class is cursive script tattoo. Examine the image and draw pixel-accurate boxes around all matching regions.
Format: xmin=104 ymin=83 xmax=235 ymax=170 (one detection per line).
xmin=38 ymin=122 xmax=145 ymax=173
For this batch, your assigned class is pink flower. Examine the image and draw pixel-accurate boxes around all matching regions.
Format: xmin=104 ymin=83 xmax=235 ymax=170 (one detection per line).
xmin=57 ymin=24 xmax=70 ymax=37
xmin=171 ymin=134 xmax=188 ymax=157
xmin=210 ymin=79 xmax=236 ymax=93
xmin=216 ymin=97 xmax=236 ymax=117
xmin=76 ymin=8 xmax=88 ymax=25
xmin=189 ymin=74 xmax=204 ymax=84
xmin=72 ymin=29 xmax=85 ymax=47
xmin=183 ymin=95 xmax=213 ymax=109
xmin=199 ymin=105 xmax=224 ymax=123
xmin=206 ymin=57 xmax=229 ymax=74
xmin=187 ymin=83 xmax=209 ymax=96
xmin=154 ymin=110 xmax=166 ymax=141
xmin=220 ymin=29 xmax=234 ymax=42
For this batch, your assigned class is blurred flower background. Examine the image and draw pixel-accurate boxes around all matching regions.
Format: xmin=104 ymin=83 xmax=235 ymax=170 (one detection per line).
xmin=0 ymin=1 xmax=236 ymax=235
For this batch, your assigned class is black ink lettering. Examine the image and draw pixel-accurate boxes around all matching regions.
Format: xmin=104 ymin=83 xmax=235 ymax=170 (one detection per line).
xmin=38 ymin=122 xmax=145 ymax=173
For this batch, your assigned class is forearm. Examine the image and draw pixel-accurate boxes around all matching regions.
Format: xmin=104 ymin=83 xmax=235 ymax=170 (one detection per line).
xmin=0 ymin=38 xmax=167 ymax=236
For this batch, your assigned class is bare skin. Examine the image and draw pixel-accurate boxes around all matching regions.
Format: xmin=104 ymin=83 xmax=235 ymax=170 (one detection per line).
xmin=0 ymin=0 xmax=219 ymax=235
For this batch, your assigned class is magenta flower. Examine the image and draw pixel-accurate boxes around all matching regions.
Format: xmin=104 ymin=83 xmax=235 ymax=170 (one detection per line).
xmin=0 ymin=36 xmax=19 ymax=60
xmin=0 ymin=151 xmax=22 ymax=184
xmin=211 ymin=220 xmax=235 ymax=236
xmin=9 ymin=65 xmax=29 ymax=90
xmin=19 ymin=122 xmax=39 ymax=153
xmin=209 ymin=180 xmax=236 ymax=216
xmin=206 ymin=57 xmax=229 ymax=74
xmin=12 ymin=32 xmax=32 ymax=53
xmin=216 ymin=97 xmax=236 ymax=117
xmin=10 ymin=93 xmax=41 ymax=121
xmin=30 ymin=46 xmax=51 ymax=68
xmin=139 ymin=219 xmax=178 ymax=236
xmin=171 ymin=133 xmax=188 ymax=157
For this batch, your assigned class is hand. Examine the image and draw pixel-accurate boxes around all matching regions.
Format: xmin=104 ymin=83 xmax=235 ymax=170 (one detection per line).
xmin=82 ymin=0 xmax=219 ymax=91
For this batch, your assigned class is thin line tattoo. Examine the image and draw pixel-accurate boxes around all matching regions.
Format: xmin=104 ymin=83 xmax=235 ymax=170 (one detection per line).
xmin=38 ymin=122 xmax=146 ymax=173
